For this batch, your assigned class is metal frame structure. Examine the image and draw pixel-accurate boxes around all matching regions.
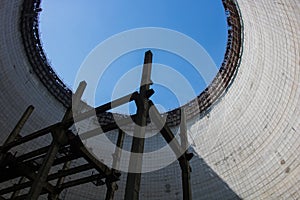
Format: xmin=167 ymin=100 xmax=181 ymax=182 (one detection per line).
xmin=0 ymin=51 xmax=193 ymax=200
xmin=0 ymin=82 xmax=121 ymax=200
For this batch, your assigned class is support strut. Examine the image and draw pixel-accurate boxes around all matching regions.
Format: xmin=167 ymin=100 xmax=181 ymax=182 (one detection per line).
xmin=124 ymin=50 xmax=153 ymax=200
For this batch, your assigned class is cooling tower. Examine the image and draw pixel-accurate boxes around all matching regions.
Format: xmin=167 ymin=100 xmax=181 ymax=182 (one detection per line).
xmin=0 ymin=0 xmax=299 ymax=199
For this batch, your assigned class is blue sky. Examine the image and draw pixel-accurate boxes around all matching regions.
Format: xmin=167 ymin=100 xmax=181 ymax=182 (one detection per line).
xmin=40 ymin=0 xmax=227 ymax=113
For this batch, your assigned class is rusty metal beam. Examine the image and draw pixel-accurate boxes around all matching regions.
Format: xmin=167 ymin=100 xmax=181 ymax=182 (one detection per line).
xmin=179 ymin=110 xmax=192 ymax=200
xmin=73 ymin=92 xmax=138 ymax=123
xmin=10 ymin=170 xmax=111 ymax=199
xmin=59 ymin=174 xmax=105 ymax=190
xmin=69 ymin=135 xmax=117 ymax=180
xmin=1 ymin=122 xmax=64 ymax=151
xmin=149 ymin=102 xmax=193 ymax=200
xmin=16 ymin=145 xmax=50 ymax=161
xmin=62 ymin=81 xmax=87 ymax=123
xmin=12 ymin=187 xmax=54 ymax=200
xmin=71 ymin=81 xmax=87 ymax=115
xmin=0 ymin=153 xmax=40 ymax=183
xmin=0 ymin=106 xmax=34 ymax=167
xmin=47 ymin=163 xmax=92 ymax=181
xmin=42 ymin=81 xmax=87 ymax=200
xmin=3 ymin=105 xmax=34 ymax=145
xmin=2 ymin=90 xmax=137 ymax=152
xmin=105 ymin=129 xmax=125 ymax=200
xmin=0 ymin=164 xmax=93 ymax=196
xmin=52 ymin=154 xmax=80 ymax=166
xmin=3 ymin=83 xmax=89 ymax=200
xmin=148 ymin=100 xmax=184 ymax=157
xmin=112 ymin=129 xmax=125 ymax=170
xmin=79 ymin=114 xmax=136 ymax=140
xmin=125 ymin=50 xmax=153 ymax=200
xmin=19 ymin=145 xmax=72 ymax=167
xmin=48 ymin=161 xmax=72 ymax=200
xmin=0 ymin=155 xmax=55 ymax=195
xmin=0 ymin=80 xmax=124 ymax=200
xmin=180 ymin=110 xmax=188 ymax=150
xmin=10 ymin=177 xmax=27 ymax=199
xmin=0 ymin=180 xmax=32 ymax=195
xmin=25 ymin=135 xmax=62 ymax=200
xmin=179 ymin=157 xmax=192 ymax=200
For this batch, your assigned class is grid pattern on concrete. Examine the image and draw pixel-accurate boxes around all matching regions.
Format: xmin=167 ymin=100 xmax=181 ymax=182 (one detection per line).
xmin=189 ymin=0 xmax=300 ymax=199
xmin=0 ymin=0 xmax=299 ymax=199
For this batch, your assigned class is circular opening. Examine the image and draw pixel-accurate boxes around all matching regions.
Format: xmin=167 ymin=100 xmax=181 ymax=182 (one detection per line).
xmin=40 ymin=0 xmax=227 ymax=113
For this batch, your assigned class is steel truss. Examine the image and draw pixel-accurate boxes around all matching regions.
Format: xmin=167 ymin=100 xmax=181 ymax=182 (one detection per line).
xmin=0 ymin=51 xmax=193 ymax=200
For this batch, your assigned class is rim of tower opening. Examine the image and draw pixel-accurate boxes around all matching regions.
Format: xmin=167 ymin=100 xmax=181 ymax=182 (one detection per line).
xmin=20 ymin=0 xmax=244 ymax=127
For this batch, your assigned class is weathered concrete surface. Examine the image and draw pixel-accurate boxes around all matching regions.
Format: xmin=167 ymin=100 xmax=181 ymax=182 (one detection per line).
xmin=0 ymin=0 xmax=299 ymax=199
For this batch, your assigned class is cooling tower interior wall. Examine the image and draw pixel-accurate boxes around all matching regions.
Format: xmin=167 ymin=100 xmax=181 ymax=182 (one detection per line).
xmin=0 ymin=0 xmax=299 ymax=199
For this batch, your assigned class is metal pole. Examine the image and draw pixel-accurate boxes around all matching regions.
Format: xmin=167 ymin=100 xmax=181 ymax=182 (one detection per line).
xmin=26 ymin=126 xmax=68 ymax=200
xmin=105 ymin=129 xmax=125 ymax=200
xmin=149 ymin=101 xmax=193 ymax=200
xmin=124 ymin=50 xmax=153 ymax=200
xmin=148 ymin=100 xmax=183 ymax=157
xmin=74 ymin=91 xmax=138 ymax=121
xmin=10 ymin=177 xmax=26 ymax=199
xmin=64 ymin=80 xmax=87 ymax=121
xmin=4 ymin=105 xmax=34 ymax=145
xmin=112 ymin=129 xmax=125 ymax=170
xmin=180 ymin=109 xmax=188 ymax=150
xmin=1 ymin=123 xmax=61 ymax=151
xmin=48 ymin=161 xmax=71 ymax=200
xmin=72 ymin=81 xmax=87 ymax=110
xmin=0 ymin=105 xmax=34 ymax=167
xmin=179 ymin=110 xmax=192 ymax=200
xmin=79 ymin=114 xmax=136 ymax=140
xmin=49 ymin=81 xmax=87 ymax=200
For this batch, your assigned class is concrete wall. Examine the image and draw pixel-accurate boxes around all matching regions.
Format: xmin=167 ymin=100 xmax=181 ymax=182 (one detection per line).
xmin=0 ymin=0 xmax=299 ymax=199
xmin=188 ymin=0 xmax=300 ymax=199
xmin=0 ymin=0 xmax=66 ymax=140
